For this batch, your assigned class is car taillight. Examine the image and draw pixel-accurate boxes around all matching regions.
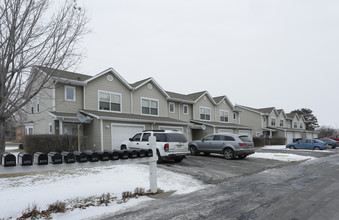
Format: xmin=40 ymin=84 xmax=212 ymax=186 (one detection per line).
xmin=164 ymin=143 xmax=169 ymax=152
xmin=239 ymin=143 xmax=247 ymax=147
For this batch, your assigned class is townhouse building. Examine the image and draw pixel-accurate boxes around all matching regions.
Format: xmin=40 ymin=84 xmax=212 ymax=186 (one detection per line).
xmin=235 ymin=105 xmax=318 ymax=144
xmin=24 ymin=66 xmax=250 ymax=151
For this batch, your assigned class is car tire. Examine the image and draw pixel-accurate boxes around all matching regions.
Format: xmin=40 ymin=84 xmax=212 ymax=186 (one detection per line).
xmin=156 ymin=150 xmax=163 ymax=164
xmin=238 ymin=155 xmax=247 ymax=159
xmin=189 ymin=146 xmax=198 ymax=156
xmin=223 ymin=148 xmax=235 ymax=160
xmin=289 ymin=145 xmax=295 ymax=149
xmin=314 ymin=146 xmax=321 ymax=150
xmin=174 ymin=156 xmax=184 ymax=162
xmin=330 ymin=144 xmax=335 ymax=149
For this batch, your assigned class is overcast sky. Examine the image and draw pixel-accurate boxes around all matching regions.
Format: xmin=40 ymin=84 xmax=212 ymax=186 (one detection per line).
xmin=77 ymin=0 xmax=339 ymax=128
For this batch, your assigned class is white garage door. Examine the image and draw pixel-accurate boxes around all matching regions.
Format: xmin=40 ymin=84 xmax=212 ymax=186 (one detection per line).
xmin=306 ymin=133 xmax=313 ymax=139
xmin=294 ymin=132 xmax=302 ymax=139
xmin=111 ymin=124 xmax=145 ymax=150
xmin=287 ymin=132 xmax=293 ymax=144
xmin=218 ymin=129 xmax=233 ymax=134
xmin=238 ymin=130 xmax=251 ymax=138
xmin=158 ymin=126 xmax=183 ymax=133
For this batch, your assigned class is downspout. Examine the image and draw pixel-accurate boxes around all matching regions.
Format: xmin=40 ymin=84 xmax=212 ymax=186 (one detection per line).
xmin=100 ymin=119 xmax=104 ymax=151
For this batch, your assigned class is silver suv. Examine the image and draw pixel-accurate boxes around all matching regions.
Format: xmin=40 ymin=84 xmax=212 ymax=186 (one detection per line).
xmin=121 ymin=130 xmax=189 ymax=163
xmin=189 ymin=133 xmax=255 ymax=159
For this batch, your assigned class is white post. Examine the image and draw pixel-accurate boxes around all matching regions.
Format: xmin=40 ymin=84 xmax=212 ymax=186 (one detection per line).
xmin=149 ymin=136 xmax=158 ymax=193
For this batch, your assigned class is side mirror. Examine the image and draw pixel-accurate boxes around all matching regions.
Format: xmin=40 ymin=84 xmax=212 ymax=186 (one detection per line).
xmin=129 ymin=138 xmax=133 ymax=141
xmin=201 ymin=138 xmax=204 ymax=142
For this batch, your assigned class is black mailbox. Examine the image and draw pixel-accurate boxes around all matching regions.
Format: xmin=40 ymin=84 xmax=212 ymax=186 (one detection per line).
xmin=145 ymin=149 xmax=153 ymax=157
xmin=61 ymin=151 xmax=75 ymax=163
xmin=48 ymin=152 xmax=62 ymax=164
xmin=18 ymin=152 xmax=33 ymax=166
xmin=117 ymin=150 xmax=128 ymax=159
xmin=73 ymin=151 xmax=87 ymax=163
xmin=34 ymin=152 xmax=48 ymax=165
xmin=95 ymin=151 xmax=110 ymax=161
xmin=2 ymin=152 xmax=16 ymax=167
xmin=127 ymin=150 xmax=138 ymax=159
xmin=84 ymin=150 xmax=99 ymax=162
xmin=135 ymin=149 xmax=146 ymax=158
xmin=104 ymin=150 xmax=119 ymax=160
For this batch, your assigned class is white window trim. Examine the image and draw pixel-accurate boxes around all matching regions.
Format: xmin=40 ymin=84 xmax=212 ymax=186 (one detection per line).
xmin=233 ymin=112 xmax=236 ymax=120
xmin=65 ymin=85 xmax=76 ymax=102
xmin=300 ymin=123 xmax=303 ymax=129
xmin=271 ymin=117 xmax=276 ymax=126
xmin=98 ymin=90 xmax=122 ymax=113
xmin=219 ymin=110 xmax=229 ymax=123
xmin=183 ymin=104 xmax=188 ymax=115
xmin=280 ymin=119 xmax=284 ymax=127
xmin=169 ymin=102 xmax=175 ymax=113
xmin=199 ymin=106 xmax=211 ymax=121
xmin=141 ymin=97 xmax=159 ymax=116
xmin=294 ymin=121 xmax=298 ymax=128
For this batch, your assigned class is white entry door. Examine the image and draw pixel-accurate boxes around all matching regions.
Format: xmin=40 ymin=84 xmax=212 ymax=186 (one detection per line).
xmin=111 ymin=124 xmax=145 ymax=150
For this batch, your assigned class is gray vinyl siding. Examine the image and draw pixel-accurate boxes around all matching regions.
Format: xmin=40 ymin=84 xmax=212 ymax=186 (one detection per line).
xmin=132 ymin=82 xmax=168 ymax=116
xmin=238 ymin=109 xmax=262 ymax=135
xmin=168 ymin=102 xmax=192 ymax=122
xmin=215 ymin=101 xmax=233 ymax=123
xmin=54 ymin=83 xmax=83 ymax=113
xmin=277 ymin=114 xmax=286 ymax=128
xmin=268 ymin=112 xmax=279 ymax=127
xmin=84 ymin=118 xmax=101 ymax=150
xmin=25 ymin=85 xmax=55 ymax=134
xmin=193 ymin=95 xmax=215 ymax=121
xmin=84 ymin=73 xmax=131 ymax=113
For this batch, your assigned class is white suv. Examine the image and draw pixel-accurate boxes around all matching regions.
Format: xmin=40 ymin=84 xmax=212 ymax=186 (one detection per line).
xmin=121 ymin=130 xmax=189 ymax=163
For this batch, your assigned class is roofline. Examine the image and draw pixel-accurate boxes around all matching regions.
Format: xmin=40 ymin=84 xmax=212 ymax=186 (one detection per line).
xmin=191 ymin=120 xmax=252 ymax=130
xmin=236 ymin=105 xmax=269 ymax=115
xmin=133 ymin=77 xmax=170 ymax=99
xmin=167 ymin=97 xmax=195 ymax=104
xmin=84 ymin=68 xmax=133 ymax=90
xmin=214 ymin=95 xmax=234 ymax=109
xmin=194 ymin=91 xmax=217 ymax=105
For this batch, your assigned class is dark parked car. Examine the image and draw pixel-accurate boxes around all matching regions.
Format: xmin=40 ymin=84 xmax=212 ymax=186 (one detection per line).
xmin=319 ymin=139 xmax=337 ymax=148
xmin=286 ymin=139 xmax=327 ymax=150
xmin=189 ymin=134 xmax=255 ymax=160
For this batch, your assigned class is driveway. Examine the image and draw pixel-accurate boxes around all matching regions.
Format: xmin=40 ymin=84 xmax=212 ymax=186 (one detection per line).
xmin=99 ymin=147 xmax=339 ymax=219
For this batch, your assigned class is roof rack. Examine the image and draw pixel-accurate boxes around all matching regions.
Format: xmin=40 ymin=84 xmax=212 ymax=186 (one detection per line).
xmin=142 ymin=130 xmax=165 ymax=132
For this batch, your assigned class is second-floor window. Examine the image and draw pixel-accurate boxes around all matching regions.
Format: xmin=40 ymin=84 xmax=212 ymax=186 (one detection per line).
xmin=200 ymin=107 xmax=211 ymax=121
xmin=294 ymin=122 xmax=298 ymax=128
xmin=183 ymin=105 xmax=188 ymax=115
xmin=99 ymin=91 xmax=121 ymax=112
xmin=65 ymin=86 xmax=75 ymax=101
xmin=169 ymin=102 xmax=175 ymax=113
xmin=220 ymin=110 xmax=229 ymax=122
xmin=300 ymin=123 xmax=303 ymax=129
xmin=271 ymin=118 xmax=276 ymax=126
xmin=280 ymin=120 xmax=284 ymax=127
xmin=233 ymin=113 xmax=236 ymax=120
xmin=142 ymin=98 xmax=158 ymax=116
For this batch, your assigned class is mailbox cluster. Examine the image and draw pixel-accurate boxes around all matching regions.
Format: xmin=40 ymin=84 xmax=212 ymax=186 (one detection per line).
xmin=1 ymin=149 xmax=153 ymax=167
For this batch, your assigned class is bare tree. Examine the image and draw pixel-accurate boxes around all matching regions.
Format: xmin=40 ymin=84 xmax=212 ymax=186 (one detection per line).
xmin=317 ymin=126 xmax=337 ymax=138
xmin=0 ymin=0 xmax=88 ymax=153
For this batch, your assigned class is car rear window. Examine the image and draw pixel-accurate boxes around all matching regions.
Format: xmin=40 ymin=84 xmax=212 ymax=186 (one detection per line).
xmin=239 ymin=135 xmax=252 ymax=142
xmin=154 ymin=133 xmax=187 ymax=142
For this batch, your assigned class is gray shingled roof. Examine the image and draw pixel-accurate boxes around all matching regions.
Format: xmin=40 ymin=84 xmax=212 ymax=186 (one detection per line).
xmin=166 ymin=91 xmax=195 ymax=102
xmin=186 ymin=91 xmax=206 ymax=101
xmin=129 ymin=78 xmax=152 ymax=88
xmin=213 ymin=96 xmax=225 ymax=104
xmin=256 ymin=107 xmax=275 ymax=114
xmin=81 ymin=110 xmax=190 ymax=125
xmin=37 ymin=66 xmax=92 ymax=81
xmin=191 ymin=120 xmax=251 ymax=129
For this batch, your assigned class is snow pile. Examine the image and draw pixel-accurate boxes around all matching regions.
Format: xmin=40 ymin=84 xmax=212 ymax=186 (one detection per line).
xmin=249 ymin=152 xmax=315 ymax=161
xmin=0 ymin=164 xmax=204 ymax=219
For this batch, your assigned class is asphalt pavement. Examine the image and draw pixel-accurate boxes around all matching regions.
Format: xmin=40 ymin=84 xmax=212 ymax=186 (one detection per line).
xmin=98 ymin=148 xmax=339 ymax=220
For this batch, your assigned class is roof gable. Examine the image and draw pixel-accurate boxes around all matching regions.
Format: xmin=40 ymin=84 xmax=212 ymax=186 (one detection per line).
xmin=85 ymin=68 xmax=132 ymax=90
xmin=187 ymin=91 xmax=216 ymax=105
xmin=131 ymin=77 xmax=170 ymax=98
xmin=213 ymin=95 xmax=234 ymax=109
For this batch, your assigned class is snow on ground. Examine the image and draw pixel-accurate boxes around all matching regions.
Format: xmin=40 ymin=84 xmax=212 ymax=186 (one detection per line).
xmin=249 ymin=152 xmax=315 ymax=162
xmin=0 ymin=164 xmax=204 ymax=219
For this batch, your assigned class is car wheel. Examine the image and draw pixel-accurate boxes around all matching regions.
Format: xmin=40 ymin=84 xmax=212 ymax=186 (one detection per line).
xmin=156 ymin=150 xmax=163 ymax=164
xmin=289 ymin=145 xmax=295 ymax=149
xmin=238 ymin=155 xmax=247 ymax=159
xmin=174 ymin=156 xmax=184 ymax=162
xmin=189 ymin=146 xmax=198 ymax=156
xmin=223 ymin=148 xmax=235 ymax=160
xmin=203 ymin=152 xmax=210 ymax=156
xmin=314 ymin=146 xmax=321 ymax=150
xmin=121 ymin=145 xmax=127 ymax=150
xmin=330 ymin=144 xmax=335 ymax=149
